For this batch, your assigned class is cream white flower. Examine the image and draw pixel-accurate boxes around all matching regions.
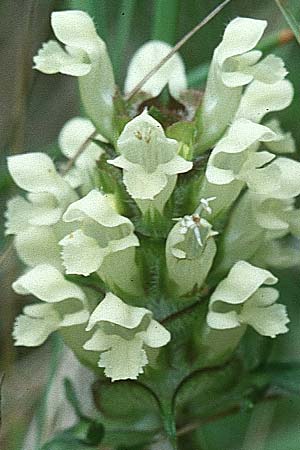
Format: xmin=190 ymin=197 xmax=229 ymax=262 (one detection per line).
xmin=198 ymin=17 xmax=277 ymax=150
xmin=108 ymin=110 xmax=192 ymax=214
xmin=200 ymin=115 xmax=300 ymax=219
xmin=263 ymin=119 xmax=296 ymax=154
xmin=5 ymin=153 xmax=77 ymax=269
xmin=236 ymin=79 xmax=293 ymax=124
xmin=83 ymin=292 xmax=170 ymax=381
xmin=205 ymin=119 xmax=277 ymax=186
xmin=166 ymin=198 xmax=218 ymax=295
xmin=216 ymin=189 xmax=300 ymax=274
xmin=13 ymin=264 xmax=89 ymax=346
xmin=124 ymin=40 xmax=187 ymax=100
xmin=59 ymin=116 xmax=105 ymax=192
xmin=60 ymin=189 xmax=141 ymax=295
xmin=207 ymin=261 xmax=289 ymax=338
xmin=251 ymin=239 xmax=300 ymax=270
xmin=33 ymin=10 xmax=116 ymax=142
xmin=199 ymin=119 xmax=278 ymax=216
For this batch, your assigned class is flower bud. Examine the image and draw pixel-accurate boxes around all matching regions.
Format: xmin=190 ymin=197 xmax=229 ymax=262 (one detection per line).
xmin=125 ymin=40 xmax=187 ymax=100
xmin=166 ymin=198 xmax=218 ymax=296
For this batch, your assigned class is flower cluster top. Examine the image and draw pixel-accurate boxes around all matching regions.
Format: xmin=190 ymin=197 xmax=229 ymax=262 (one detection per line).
xmin=6 ymin=11 xmax=299 ymax=381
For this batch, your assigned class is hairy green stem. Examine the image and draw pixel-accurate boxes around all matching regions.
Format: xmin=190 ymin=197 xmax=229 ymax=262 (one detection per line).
xmin=161 ymin=402 xmax=178 ymax=449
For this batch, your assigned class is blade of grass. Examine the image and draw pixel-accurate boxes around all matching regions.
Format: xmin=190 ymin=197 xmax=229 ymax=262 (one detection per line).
xmin=111 ymin=0 xmax=137 ymax=78
xmin=35 ymin=335 xmax=63 ymax=449
xmin=124 ymin=0 xmax=232 ymax=100
xmin=152 ymin=0 xmax=180 ymax=44
xmin=275 ymin=0 xmax=300 ymax=44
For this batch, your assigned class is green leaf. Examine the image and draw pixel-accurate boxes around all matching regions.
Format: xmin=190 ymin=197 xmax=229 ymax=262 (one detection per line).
xmin=258 ymin=362 xmax=300 ymax=395
xmin=41 ymin=432 xmax=95 ymax=450
xmin=41 ymin=418 xmax=105 ymax=449
xmin=175 ymin=358 xmax=242 ymax=418
xmin=112 ymin=0 xmax=137 ymax=77
xmin=152 ymin=0 xmax=180 ymax=44
xmin=36 ymin=335 xmax=63 ymax=447
xmin=102 ymin=425 xmax=155 ymax=448
xmin=275 ymin=0 xmax=300 ymax=44
xmin=85 ymin=421 xmax=105 ymax=446
xmin=92 ymin=379 xmax=159 ymax=422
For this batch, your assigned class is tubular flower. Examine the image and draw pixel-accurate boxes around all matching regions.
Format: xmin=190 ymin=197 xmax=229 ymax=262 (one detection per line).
xmin=13 ymin=264 xmax=89 ymax=346
xmin=216 ymin=188 xmax=300 ymax=274
xmin=207 ymin=261 xmax=289 ymax=338
xmin=60 ymin=189 xmax=141 ymax=295
xmin=109 ymin=110 xmax=192 ymax=215
xmin=5 ymin=153 xmax=77 ymax=270
xmin=34 ymin=10 xmax=117 ymax=142
xmin=200 ymin=119 xmax=278 ymax=216
xmin=84 ymin=293 xmax=170 ymax=381
xmin=198 ymin=17 xmax=266 ymax=150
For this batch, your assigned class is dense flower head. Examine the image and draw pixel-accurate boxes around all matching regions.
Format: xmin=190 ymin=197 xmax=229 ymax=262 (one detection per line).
xmin=6 ymin=11 xmax=300 ymax=382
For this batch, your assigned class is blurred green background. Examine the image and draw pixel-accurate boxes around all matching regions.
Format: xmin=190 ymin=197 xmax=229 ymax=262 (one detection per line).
xmin=0 ymin=1 xmax=300 ymax=449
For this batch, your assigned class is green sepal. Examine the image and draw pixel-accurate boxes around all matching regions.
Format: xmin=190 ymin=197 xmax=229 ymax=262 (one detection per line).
xmin=166 ymin=121 xmax=196 ymax=148
xmin=40 ymin=418 xmax=104 ymax=450
xmin=169 ymin=167 xmax=205 ymax=219
xmin=95 ymin=153 xmax=139 ymax=218
xmin=238 ymin=327 xmax=274 ymax=371
xmin=134 ymin=207 xmax=173 ymax=239
xmin=113 ymin=87 xmax=131 ymax=135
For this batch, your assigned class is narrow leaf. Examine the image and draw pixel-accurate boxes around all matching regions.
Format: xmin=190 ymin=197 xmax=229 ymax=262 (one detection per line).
xmin=275 ymin=0 xmax=300 ymax=44
xmin=64 ymin=378 xmax=84 ymax=419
